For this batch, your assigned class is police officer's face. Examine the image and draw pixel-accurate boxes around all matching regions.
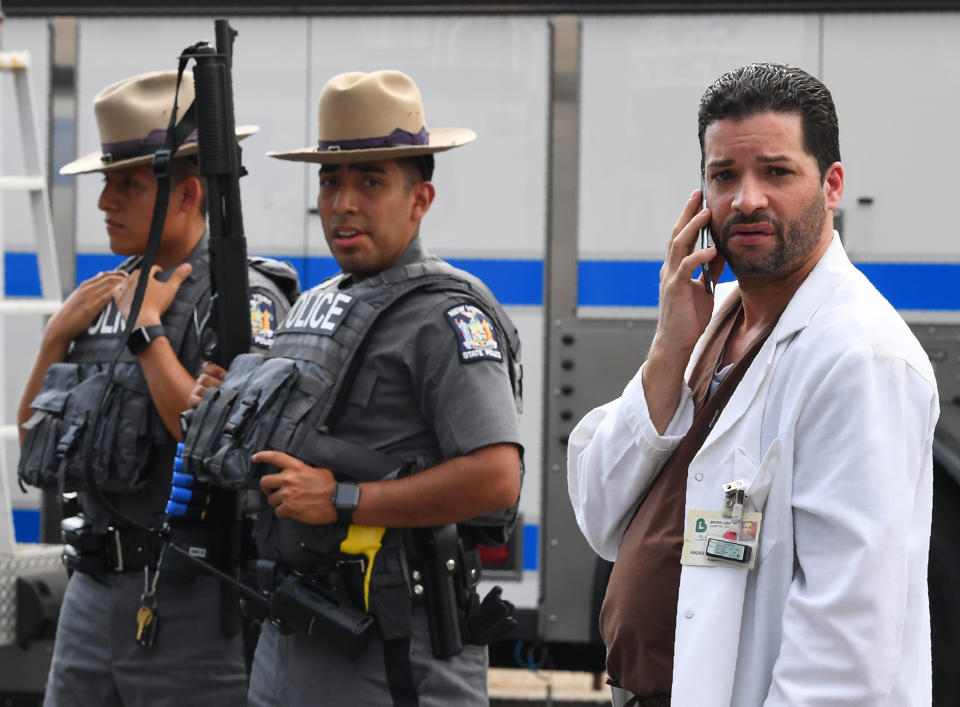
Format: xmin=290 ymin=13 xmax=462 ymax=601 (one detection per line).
xmin=703 ymin=111 xmax=843 ymax=283
xmin=98 ymin=164 xmax=195 ymax=262
xmin=317 ymin=160 xmax=434 ymax=278
xmin=98 ymin=165 xmax=158 ymax=256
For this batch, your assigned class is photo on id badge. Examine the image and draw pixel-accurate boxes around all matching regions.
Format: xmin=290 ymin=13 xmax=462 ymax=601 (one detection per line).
xmin=681 ymin=509 xmax=763 ymax=570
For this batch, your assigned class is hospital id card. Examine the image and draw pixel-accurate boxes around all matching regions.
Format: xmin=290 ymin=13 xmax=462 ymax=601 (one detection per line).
xmin=681 ymin=509 xmax=762 ymax=570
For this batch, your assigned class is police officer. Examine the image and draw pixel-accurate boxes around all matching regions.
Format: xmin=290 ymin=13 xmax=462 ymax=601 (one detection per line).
xmin=189 ymin=70 xmax=524 ymax=706
xmin=17 ymin=71 xmax=295 ymax=706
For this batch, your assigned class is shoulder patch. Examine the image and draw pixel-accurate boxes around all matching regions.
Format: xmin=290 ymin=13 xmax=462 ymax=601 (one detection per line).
xmin=250 ymin=291 xmax=278 ymax=348
xmin=445 ymin=303 xmax=503 ymax=363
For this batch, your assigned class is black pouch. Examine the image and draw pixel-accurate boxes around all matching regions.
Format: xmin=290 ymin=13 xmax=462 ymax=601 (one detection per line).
xmin=329 ymin=559 xmax=367 ymax=613
xmin=20 ymin=360 xmax=165 ymax=493
xmin=201 ymin=356 xmax=301 ymax=488
xmin=263 ymin=360 xmax=333 ymax=466
xmin=52 ymin=362 xmax=162 ymax=492
xmin=182 ymin=353 xmax=264 ymax=480
xmin=266 ymin=517 xmax=346 ymax=568
xmin=271 ymin=575 xmax=374 ymax=662
xmin=17 ymin=363 xmax=78 ymax=488
xmin=90 ymin=362 xmax=166 ymax=492
xmin=182 ymin=386 xmax=239 ymax=476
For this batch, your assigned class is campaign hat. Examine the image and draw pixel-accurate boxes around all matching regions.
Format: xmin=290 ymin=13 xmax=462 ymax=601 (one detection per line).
xmin=60 ymin=69 xmax=257 ymax=175
xmin=268 ymin=69 xmax=475 ymax=165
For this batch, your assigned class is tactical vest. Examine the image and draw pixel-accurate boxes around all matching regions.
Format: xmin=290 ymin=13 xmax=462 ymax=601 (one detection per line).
xmin=181 ymin=256 xmax=522 ymax=562
xmin=18 ymin=248 xmax=298 ymax=495
xmin=18 ymin=250 xmax=210 ymax=494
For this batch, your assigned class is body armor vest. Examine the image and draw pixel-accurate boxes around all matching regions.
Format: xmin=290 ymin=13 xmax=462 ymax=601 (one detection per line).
xmin=181 ymin=256 xmax=522 ymax=562
xmin=185 ymin=255 xmax=520 ymax=489
xmin=181 ymin=255 xmax=521 ymax=654
xmin=18 ymin=248 xmax=212 ymax=494
xmin=18 ymin=245 xmax=298 ymax=495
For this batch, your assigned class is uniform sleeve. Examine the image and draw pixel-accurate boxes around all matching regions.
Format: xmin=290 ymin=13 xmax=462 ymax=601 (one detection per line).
xmin=412 ymin=297 xmax=521 ymax=460
xmin=566 ymin=361 xmax=694 ymax=560
xmin=765 ymin=347 xmax=937 ymax=705
xmin=247 ymin=268 xmax=293 ymax=351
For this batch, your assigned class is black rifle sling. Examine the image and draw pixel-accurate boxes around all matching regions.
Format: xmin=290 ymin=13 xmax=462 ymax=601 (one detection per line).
xmin=81 ymin=56 xmax=197 ymax=532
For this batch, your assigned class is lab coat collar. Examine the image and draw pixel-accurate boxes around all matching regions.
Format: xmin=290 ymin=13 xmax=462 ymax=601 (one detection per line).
xmin=698 ymin=232 xmax=849 ymax=454
xmin=771 ymin=231 xmax=848 ymax=346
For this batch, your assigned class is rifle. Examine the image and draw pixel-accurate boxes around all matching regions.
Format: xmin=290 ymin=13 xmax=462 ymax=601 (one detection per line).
xmin=188 ymin=19 xmax=251 ymax=367
xmin=164 ymin=539 xmax=374 ymax=661
xmin=160 ymin=21 xmax=252 ymax=640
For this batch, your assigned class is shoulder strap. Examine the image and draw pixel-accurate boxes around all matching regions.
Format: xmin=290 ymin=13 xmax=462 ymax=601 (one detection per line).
xmin=668 ymin=315 xmax=778 ymax=471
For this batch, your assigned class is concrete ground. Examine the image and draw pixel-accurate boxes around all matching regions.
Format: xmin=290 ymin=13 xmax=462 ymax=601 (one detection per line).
xmin=489 ymin=668 xmax=610 ymax=706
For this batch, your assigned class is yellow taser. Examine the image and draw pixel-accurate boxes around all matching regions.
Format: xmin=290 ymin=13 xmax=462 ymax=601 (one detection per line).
xmin=340 ymin=524 xmax=387 ymax=611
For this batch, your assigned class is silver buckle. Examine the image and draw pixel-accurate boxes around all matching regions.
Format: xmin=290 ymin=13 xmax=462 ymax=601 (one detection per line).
xmin=111 ymin=528 xmax=124 ymax=572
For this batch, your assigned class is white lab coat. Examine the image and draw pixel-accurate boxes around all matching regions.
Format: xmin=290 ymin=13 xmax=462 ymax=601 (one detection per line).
xmin=568 ymin=235 xmax=939 ymax=706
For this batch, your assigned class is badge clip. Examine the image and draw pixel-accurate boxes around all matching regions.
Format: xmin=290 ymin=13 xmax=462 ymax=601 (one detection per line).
xmin=722 ymin=479 xmax=746 ymax=524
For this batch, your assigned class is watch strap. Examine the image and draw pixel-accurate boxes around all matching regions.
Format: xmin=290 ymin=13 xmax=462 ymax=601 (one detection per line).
xmin=333 ymin=482 xmax=360 ymax=525
xmin=127 ymin=324 xmax=167 ymax=355
xmin=335 ymin=504 xmax=353 ymax=526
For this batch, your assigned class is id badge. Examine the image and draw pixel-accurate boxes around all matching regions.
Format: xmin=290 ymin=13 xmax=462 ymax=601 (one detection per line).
xmin=681 ymin=509 xmax=762 ymax=570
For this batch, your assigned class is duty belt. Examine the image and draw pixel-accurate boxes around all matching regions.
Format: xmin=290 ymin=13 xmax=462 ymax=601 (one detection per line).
xmin=104 ymin=528 xmax=160 ymax=570
xmin=61 ymin=520 xmax=161 ymax=574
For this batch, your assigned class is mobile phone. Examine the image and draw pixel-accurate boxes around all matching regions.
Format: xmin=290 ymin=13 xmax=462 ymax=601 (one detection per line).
xmin=699 ymin=174 xmax=715 ymax=295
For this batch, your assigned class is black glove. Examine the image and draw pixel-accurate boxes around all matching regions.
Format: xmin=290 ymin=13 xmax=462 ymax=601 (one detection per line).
xmin=466 ymin=585 xmax=518 ymax=645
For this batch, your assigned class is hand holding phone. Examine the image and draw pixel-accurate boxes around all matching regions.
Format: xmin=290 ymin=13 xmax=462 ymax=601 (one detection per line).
xmin=699 ymin=175 xmax=715 ymax=295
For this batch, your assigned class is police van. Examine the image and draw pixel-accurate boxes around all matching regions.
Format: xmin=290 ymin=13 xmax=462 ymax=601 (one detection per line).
xmin=1 ymin=1 xmax=958 ymax=702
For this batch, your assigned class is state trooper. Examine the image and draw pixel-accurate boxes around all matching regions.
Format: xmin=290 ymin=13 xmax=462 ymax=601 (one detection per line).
xmin=182 ymin=70 xmax=524 ymax=706
xmin=16 ymin=70 xmax=297 ymax=706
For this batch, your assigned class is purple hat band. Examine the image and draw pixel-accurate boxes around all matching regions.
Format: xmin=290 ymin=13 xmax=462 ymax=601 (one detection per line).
xmin=317 ymin=126 xmax=429 ymax=152
xmin=100 ymin=127 xmax=198 ymax=163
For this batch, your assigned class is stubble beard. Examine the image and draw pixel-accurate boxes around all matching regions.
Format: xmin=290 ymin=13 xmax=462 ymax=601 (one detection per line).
xmin=717 ymin=188 xmax=827 ymax=282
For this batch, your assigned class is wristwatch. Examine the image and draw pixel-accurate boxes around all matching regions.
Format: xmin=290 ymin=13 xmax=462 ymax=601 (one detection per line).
xmin=127 ymin=325 xmax=167 ymax=355
xmin=332 ymin=482 xmax=361 ymax=525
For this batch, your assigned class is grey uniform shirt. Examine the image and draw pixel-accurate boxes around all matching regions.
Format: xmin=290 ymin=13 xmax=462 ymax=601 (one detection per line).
xmin=332 ymin=238 xmax=522 ymax=466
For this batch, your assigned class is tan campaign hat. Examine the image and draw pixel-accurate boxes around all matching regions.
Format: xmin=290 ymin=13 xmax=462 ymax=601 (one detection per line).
xmin=60 ymin=69 xmax=257 ymax=175
xmin=268 ymin=69 xmax=475 ymax=165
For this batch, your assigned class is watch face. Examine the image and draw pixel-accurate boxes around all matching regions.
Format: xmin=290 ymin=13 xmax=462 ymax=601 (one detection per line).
xmin=334 ymin=483 xmax=360 ymax=509
xmin=128 ymin=325 xmax=165 ymax=354
xmin=128 ymin=326 xmax=151 ymax=354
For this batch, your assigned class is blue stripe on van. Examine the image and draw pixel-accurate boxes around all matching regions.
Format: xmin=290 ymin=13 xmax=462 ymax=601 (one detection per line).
xmin=13 ymin=508 xmax=41 ymax=543
xmin=523 ymin=523 xmax=539 ymax=571
xmin=853 ymin=263 xmax=959 ymax=311
xmin=577 ymin=260 xmax=662 ymax=307
xmin=578 ymin=259 xmax=960 ymax=310
xmin=6 ymin=253 xmax=544 ymax=306
xmin=578 ymin=259 xmax=737 ymax=307
xmin=5 ymin=252 xmax=958 ymax=310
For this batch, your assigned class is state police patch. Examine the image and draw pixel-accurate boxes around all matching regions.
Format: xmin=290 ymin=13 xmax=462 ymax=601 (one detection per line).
xmin=445 ymin=304 xmax=503 ymax=363
xmin=250 ymin=292 xmax=278 ymax=348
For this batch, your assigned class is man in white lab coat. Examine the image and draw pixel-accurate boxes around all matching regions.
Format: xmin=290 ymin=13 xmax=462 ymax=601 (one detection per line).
xmin=567 ymin=63 xmax=938 ymax=706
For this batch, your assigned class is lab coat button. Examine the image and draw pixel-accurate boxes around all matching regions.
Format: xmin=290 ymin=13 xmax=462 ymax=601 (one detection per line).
xmin=694 ymin=473 xmax=703 ymax=482
xmin=684 ymin=610 xmax=694 ymax=619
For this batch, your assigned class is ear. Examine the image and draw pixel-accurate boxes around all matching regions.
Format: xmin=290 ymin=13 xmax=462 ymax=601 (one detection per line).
xmin=823 ymin=161 xmax=844 ymax=211
xmin=173 ymin=175 xmax=204 ymax=216
xmin=410 ymin=181 xmax=435 ymax=222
